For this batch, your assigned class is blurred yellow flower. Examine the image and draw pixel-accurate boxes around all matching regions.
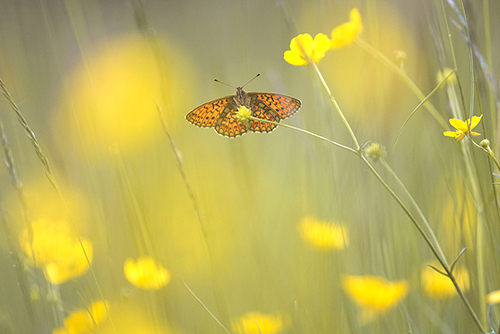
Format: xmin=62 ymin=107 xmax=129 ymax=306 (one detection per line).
xmin=59 ymin=34 xmax=192 ymax=154
xmin=124 ymin=256 xmax=170 ymax=290
xmin=231 ymin=312 xmax=288 ymax=334
xmin=299 ymin=217 xmax=348 ymax=251
xmin=52 ymin=300 xmax=108 ymax=334
xmin=19 ymin=219 xmax=92 ymax=284
xmin=284 ymin=33 xmax=331 ymax=66
xmin=437 ymin=68 xmax=457 ymax=85
xmin=342 ymin=275 xmax=408 ymax=324
xmin=487 ymin=290 xmax=500 ymax=304
xmin=330 ymin=8 xmax=363 ymax=49
xmin=421 ymin=263 xmax=470 ymax=299
xmin=443 ymin=115 xmax=482 ymax=141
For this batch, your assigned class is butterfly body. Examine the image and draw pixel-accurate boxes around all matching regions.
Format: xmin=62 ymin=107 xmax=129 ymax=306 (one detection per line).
xmin=186 ymin=87 xmax=301 ymax=138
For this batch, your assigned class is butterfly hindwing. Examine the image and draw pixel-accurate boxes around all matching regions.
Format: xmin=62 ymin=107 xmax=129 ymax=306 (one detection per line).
xmin=249 ymin=100 xmax=280 ymax=133
xmin=214 ymin=103 xmax=248 ymax=137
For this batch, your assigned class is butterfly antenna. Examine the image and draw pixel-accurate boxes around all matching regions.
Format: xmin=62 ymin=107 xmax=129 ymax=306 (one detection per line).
xmin=213 ymin=78 xmax=236 ymax=89
xmin=242 ymin=73 xmax=261 ymax=88
xmin=213 ymin=73 xmax=261 ymax=89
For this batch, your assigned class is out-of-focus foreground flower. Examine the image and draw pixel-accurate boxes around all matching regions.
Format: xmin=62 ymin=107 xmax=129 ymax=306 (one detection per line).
xmin=231 ymin=312 xmax=289 ymax=334
xmin=299 ymin=217 xmax=348 ymax=251
xmin=421 ymin=263 xmax=470 ymax=299
xmin=19 ymin=219 xmax=93 ymax=284
xmin=330 ymin=8 xmax=363 ymax=49
xmin=52 ymin=300 xmax=108 ymax=334
xmin=124 ymin=256 xmax=170 ymax=290
xmin=342 ymin=275 xmax=408 ymax=324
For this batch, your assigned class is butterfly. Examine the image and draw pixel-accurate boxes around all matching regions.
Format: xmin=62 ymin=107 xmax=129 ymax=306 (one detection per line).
xmin=185 ymin=75 xmax=301 ymax=138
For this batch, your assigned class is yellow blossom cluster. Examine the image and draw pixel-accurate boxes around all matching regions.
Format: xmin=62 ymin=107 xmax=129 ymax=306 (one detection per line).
xmin=284 ymin=8 xmax=362 ymax=66
xmin=52 ymin=300 xmax=108 ymax=334
xmin=19 ymin=219 xmax=92 ymax=285
xmin=124 ymin=256 xmax=170 ymax=290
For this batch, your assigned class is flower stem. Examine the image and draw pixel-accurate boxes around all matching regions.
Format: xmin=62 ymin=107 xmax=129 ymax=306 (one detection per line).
xmin=311 ymin=62 xmax=360 ymax=150
xmin=250 ymin=115 xmax=486 ymax=333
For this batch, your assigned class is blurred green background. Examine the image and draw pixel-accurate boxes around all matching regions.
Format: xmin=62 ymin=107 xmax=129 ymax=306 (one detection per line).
xmin=0 ymin=0 xmax=499 ymax=333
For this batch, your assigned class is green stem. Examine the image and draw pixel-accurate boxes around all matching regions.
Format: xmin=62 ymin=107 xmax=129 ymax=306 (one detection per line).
xmin=311 ymin=62 xmax=360 ymax=150
xmin=380 ymin=159 xmax=448 ymax=265
xmin=249 ymin=115 xmax=485 ymax=332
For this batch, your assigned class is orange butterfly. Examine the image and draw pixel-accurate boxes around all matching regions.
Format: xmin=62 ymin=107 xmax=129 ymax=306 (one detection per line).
xmin=185 ymin=75 xmax=301 ymax=138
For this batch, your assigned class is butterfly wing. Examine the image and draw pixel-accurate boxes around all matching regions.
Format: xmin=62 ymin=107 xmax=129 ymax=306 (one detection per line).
xmin=247 ymin=93 xmax=302 ymax=133
xmin=185 ymin=95 xmax=234 ymax=128
xmin=214 ymin=109 xmax=248 ymax=137
xmin=252 ymin=93 xmax=301 ymax=119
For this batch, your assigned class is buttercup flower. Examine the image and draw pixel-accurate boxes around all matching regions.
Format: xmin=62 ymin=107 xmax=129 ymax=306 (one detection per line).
xmin=231 ymin=312 xmax=288 ymax=334
xmin=124 ymin=256 xmax=170 ymax=290
xmin=52 ymin=300 xmax=108 ymax=334
xmin=299 ymin=217 xmax=348 ymax=251
xmin=342 ymin=275 xmax=408 ymax=324
xmin=421 ymin=263 xmax=470 ymax=299
xmin=330 ymin=8 xmax=363 ymax=49
xmin=19 ymin=219 xmax=93 ymax=284
xmin=443 ymin=115 xmax=482 ymax=141
xmin=284 ymin=33 xmax=331 ymax=66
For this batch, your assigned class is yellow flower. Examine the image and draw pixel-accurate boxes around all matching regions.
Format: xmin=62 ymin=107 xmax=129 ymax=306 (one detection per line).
xmin=124 ymin=256 xmax=170 ymax=290
xmin=284 ymin=33 xmax=331 ymax=66
xmin=330 ymin=8 xmax=363 ymax=49
xmin=299 ymin=217 xmax=348 ymax=251
xmin=52 ymin=300 xmax=108 ymax=334
xmin=57 ymin=34 xmax=193 ymax=154
xmin=236 ymin=106 xmax=252 ymax=124
xmin=443 ymin=115 xmax=482 ymax=141
xmin=487 ymin=290 xmax=500 ymax=304
xmin=19 ymin=219 xmax=92 ymax=284
xmin=342 ymin=275 xmax=408 ymax=324
xmin=421 ymin=263 xmax=470 ymax=299
xmin=231 ymin=312 xmax=288 ymax=334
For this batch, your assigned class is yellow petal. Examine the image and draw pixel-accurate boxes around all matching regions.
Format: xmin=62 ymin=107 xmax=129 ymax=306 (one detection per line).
xmin=350 ymin=8 xmax=363 ymax=33
xmin=469 ymin=115 xmax=483 ymax=129
xmin=330 ymin=8 xmax=363 ymax=49
xmin=290 ymin=33 xmax=313 ymax=58
xmin=443 ymin=131 xmax=458 ymax=138
xmin=312 ymin=33 xmax=331 ymax=57
xmin=283 ymin=50 xmax=308 ymax=66
xmin=448 ymin=118 xmax=468 ymax=132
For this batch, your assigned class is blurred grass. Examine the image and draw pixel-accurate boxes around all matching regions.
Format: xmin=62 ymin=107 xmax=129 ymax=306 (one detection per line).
xmin=0 ymin=0 xmax=500 ymax=333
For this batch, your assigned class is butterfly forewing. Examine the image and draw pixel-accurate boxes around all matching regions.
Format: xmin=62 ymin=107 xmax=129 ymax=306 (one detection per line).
xmin=250 ymin=93 xmax=301 ymax=119
xmin=185 ymin=97 xmax=232 ymax=128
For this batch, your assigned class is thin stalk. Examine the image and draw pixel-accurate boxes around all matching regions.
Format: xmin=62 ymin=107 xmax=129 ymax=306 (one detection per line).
xmin=248 ymin=115 xmax=485 ymax=333
xmin=380 ymin=159 xmax=448 ymax=265
xmin=312 ymin=62 xmax=360 ymax=150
